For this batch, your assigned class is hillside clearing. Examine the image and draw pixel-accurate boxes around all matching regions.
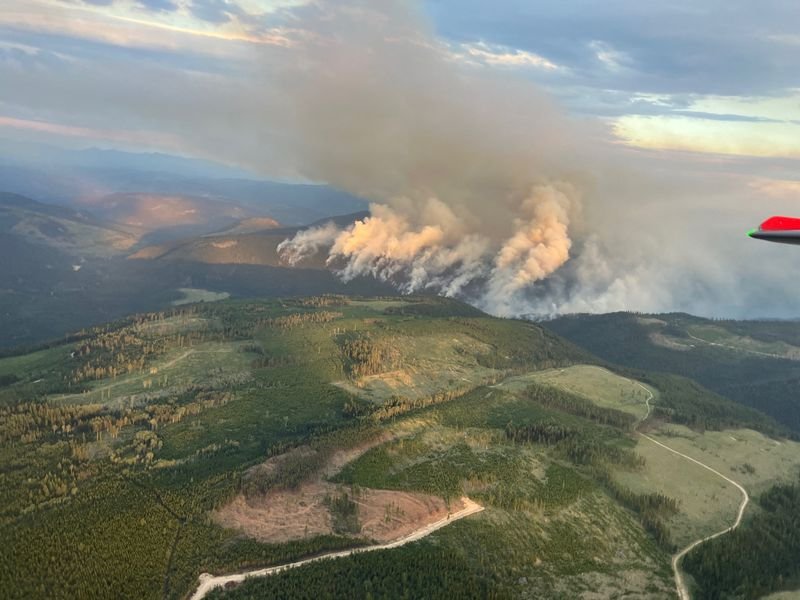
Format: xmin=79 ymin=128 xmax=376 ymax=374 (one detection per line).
xmin=497 ymin=364 xmax=653 ymax=419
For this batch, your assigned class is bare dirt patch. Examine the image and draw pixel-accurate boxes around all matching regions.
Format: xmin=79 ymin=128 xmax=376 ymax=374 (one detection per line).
xmin=213 ymin=485 xmax=333 ymax=542
xmin=213 ymin=432 xmax=464 ymax=544
xmin=214 ymin=483 xmax=462 ymax=544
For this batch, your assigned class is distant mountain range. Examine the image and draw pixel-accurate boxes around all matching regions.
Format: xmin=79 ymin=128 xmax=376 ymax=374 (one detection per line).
xmin=129 ymin=211 xmax=368 ymax=268
xmin=0 ymin=139 xmax=368 ymax=228
xmin=0 ymin=189 xmax=383 ymax=349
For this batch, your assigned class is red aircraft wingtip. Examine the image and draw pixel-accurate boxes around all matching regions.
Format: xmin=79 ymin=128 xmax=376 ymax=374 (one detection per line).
xmin=760 ymin=216 xmax=800 ymax=231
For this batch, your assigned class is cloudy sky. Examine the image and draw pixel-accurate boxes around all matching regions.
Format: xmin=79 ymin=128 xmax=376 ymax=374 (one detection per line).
xmin=2 ymin=0 xmax=800 ymax=317
xmin=2 ymin=0 xmax=799 ymax=158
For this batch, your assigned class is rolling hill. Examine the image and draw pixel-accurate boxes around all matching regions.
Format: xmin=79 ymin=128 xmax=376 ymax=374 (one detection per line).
xmin=129 ymin=211 xmax=368 ymax=268
xmin=0 ymin=192 xmax=137 ymax=258
xmin=0 ymin=146 xmax=369 ymax=228
xmin=77 ymin=192 xmax=274 ymax=244
xmin=2 ymin=296 xmax=799 ymax=599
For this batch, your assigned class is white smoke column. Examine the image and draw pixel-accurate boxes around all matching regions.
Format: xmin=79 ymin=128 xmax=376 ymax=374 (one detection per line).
xmin=483 ymin=184 xmax=576 ymax=315
xmin=275 ymin=0 xmax=584 ymax=311
xmin=324 ymin=200 xmax=491 ymax=295
xmin=277 ymin=221 xmax=340 ymax=266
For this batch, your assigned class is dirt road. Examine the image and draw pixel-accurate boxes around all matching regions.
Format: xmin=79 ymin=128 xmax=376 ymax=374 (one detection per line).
xmin=686 ymin=331 xmax=793 ymax=360
xmin=53 ymin=347 xmax=237 ymax=403
xmin=630 ymin=379 xmax=749 ymax=600
xmin=190 ymin=497 xmax=484 ymax=600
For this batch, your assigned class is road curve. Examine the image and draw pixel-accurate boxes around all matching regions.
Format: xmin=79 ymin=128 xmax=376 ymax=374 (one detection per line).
xmin=630 ymin=380 xmax=749 ymax=600
xmin=190 ymin=497 xmax=484 ymax=600
xmin=685 ymin=331 xmax=792 ymax=360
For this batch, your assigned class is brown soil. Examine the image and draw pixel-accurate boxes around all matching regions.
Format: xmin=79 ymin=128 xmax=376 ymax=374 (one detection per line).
xmin=212 ymin=433 xmax=465 ymax=544
xmin=213 ymin=483 xmax=333 ymax=542
xmin=214 ymin=482 xmax=463 ymax=544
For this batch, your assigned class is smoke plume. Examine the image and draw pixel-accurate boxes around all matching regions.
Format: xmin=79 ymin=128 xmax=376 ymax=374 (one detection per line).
xmin=273 ymin=0 xmax=586 ymax=314
xmin=10 ymin=0 xmax=800 ymax=318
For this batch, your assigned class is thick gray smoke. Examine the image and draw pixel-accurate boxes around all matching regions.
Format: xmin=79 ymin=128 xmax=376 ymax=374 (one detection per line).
xmin=270 ymin=1 xmax=800 ymax=319
xmin=274 ymin=0 xmax=587 ymax=315
xmin=6 ymin=0 xmax=800 ymax=318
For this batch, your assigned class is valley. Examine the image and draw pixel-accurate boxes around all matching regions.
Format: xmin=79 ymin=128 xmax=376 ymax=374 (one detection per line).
xmin=0 ymin=192 xmax=385 ymax=349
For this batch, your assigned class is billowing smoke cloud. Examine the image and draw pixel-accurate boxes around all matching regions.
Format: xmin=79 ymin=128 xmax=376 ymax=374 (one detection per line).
xmin=7 ymin=0 xmax=800 ymax=318
xmin=274 ymin=1 xmax=585 ymax=314
xmin=279 ymin=184 xmax=578 ymax=314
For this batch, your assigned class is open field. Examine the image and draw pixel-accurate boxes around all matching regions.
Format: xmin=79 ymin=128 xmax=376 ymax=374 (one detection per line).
xmin=51 ymin=341 xmax=253 ymax=408
xmin=685 ymin=324 xmax=800 ymax=360
xmin=0 ymin=345 xmax=70 ymax=381
xmin=497 ymin=364 xmax=654 ymax=419
xmin=642 ymin=424 xmax=800 ymax=495
xmin=346 ymin=299 xmax=412 ymax=311
xmin=615 ymin=435 xmax=743 ymax=548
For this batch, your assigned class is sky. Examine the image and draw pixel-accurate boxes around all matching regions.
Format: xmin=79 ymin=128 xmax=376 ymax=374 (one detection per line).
xmin=2 ymin=0 xmax=799 ymax=158
xmin=2 ymin=0 xmax=800 ymax=318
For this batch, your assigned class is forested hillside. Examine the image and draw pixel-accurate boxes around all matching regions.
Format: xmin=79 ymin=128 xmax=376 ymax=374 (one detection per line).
xmin=683 ymin=478 xmax=800 ymax=599
xmin=2 ymin=296 xmax=799 ymax=599
xmin=545 ymin=312 xmax=800 ymax=433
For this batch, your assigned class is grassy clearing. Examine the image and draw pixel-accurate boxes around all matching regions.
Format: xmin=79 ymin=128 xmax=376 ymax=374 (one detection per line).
xmin=614 ymin=434 xmax=742 ymax=548
xmin=132 ymin=314 xmax=217 ymax=336
xmin=51 ymin=341 xmax=253 ymax=408
xmin=615 ymin=423 xmax=800 ymax=547
xmin=686 ymin=324 xmax=800 ymax=359
xmin=336 ymin=333 xmax=498 ymax=404
xmin=346 ymin=299 xmax=411 ymax=311
xmin=643 ymin=425 xmax=800 ymax=496
xmin=172 ymin=288 xmax=231 ymax=306
xmin=497 ymin=365 xmax=654 ymax=420
xmin=0 ymin=345 xmax=70 ymax=380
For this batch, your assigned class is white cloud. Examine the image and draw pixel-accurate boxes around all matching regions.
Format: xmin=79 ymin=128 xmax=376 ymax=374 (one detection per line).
xmin=454 ymin=41 xmax=560 ymax=71
xmin=614 ymin=114 xmax=800 ymax=158
xmin=682 ymin=92 xmax=800 ymax=122
xmin=1 ymin=0 xmax=296 ymax=56
xmin=588 ymin=40 xmax=631 ymax=72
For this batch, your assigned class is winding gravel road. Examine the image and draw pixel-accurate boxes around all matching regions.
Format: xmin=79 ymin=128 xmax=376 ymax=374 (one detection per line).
xmin=630 ymin=379 xmax=749 ymax=600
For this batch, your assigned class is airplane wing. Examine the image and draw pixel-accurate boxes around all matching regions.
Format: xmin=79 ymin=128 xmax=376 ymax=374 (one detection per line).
xmin=748 ymin=216 xmax=800 ymax=245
